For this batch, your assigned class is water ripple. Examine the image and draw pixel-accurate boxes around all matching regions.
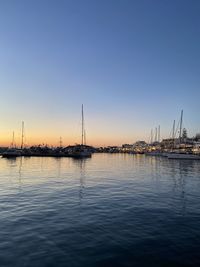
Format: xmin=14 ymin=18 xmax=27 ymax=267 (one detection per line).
xmin=0 ymin=154 xmax=200 ymax=266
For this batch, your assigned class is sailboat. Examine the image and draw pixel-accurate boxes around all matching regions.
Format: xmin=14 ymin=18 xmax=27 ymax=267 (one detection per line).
xmin=2 ymin=128 xmax=22 ymax=158
xmin=166 ymin=110 xmax=200 ymax=160
xmin=70 ymin=105 xmax=92 ymax=158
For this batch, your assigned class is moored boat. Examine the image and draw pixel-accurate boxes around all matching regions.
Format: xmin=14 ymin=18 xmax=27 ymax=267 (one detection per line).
xmin=70 ymin=105 xmax=92 ymax=159
xmin=2 ymin=148 xmax=21 ymax=158
xmin=1 ymin=130 xmax=22 ymax=158
xmin=70 ymin=145 xmax=92 ymax=158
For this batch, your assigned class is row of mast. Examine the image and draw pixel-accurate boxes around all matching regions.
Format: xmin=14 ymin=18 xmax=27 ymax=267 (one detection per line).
xmin=150 ymin=125 xmax=161 ymax=143
xmin=11 ymin=108 xmax=184 ymax=148
xmin=150 ymin=109 xmax=184 ymax=144
xmin=11 ymin=121 xmax=24 ymax=149
xmin=11 ymin=105 xmax=86 ymax=149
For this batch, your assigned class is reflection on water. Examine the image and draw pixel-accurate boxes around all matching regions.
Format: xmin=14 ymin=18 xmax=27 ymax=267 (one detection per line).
xmin=77 ymin=159 xmax=86 ymax=201
xmin=0 ymin=154 xmax=200 ymax=267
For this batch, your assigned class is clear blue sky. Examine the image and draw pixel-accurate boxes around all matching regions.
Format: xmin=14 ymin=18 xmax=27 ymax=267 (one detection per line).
xmin=0 ymin=0 xmax=199 ymax=146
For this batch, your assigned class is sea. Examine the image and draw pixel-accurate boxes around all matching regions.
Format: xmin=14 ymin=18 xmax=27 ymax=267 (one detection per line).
xmin=0 ymin=153 xmax=200 ymax=267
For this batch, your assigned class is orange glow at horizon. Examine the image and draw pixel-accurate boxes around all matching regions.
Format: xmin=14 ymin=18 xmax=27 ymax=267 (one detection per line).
xmin=0 ymin=116 xmax=149 ymax=148
xmin=0 ymin=131 xmax=143 ymax=148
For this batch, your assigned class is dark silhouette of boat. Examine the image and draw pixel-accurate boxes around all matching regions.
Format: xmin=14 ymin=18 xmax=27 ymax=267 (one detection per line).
xmin=70 ymin=105 xmax=92 ymax=158
xmin=2 ymin=148 xmax=21 ymax=158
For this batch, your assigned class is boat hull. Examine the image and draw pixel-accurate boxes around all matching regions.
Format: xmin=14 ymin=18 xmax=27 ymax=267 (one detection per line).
xmin=2 ymin=152 xmax=21 ymax=158
xmin=70 ymin=151 xmax=92 ymax=158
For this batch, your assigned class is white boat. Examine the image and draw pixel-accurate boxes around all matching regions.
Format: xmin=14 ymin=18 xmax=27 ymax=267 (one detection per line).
xmin=167 ymin=153 xmax=200 ymax=160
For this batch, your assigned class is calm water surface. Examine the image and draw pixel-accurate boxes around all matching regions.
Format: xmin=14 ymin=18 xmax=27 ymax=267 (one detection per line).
xmin=0 ymin=153 xmax=200 ymax=267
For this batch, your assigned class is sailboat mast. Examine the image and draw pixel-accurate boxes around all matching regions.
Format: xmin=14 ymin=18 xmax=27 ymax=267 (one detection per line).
xmin=172 ymin=120 xmax=176 ymax=148
xmin=172 ymin=120 xmax=175 ymax=139
xmin=150 ymin=129 xmax=153 ymax=144
xmin=11 ymin=131 xmax=15 ymax=148
xmin=84 ymin=130 xmax=86 ymax=145
xmin=179 ymin=110 xmax=183 ymax=143
xmin=81 ymin=104 xmax=84 ymax=145
xmin=21 ymin=121 xmax=24 ymax=149
xmin=155 ymin=127 xmax=157 ymax=142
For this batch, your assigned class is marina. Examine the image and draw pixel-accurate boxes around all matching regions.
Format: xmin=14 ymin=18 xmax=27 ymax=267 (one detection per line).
xmin=1 ymin=1 xmax=199 ymax=266
xmin=1 ymin=110 xmax=200 ymax=160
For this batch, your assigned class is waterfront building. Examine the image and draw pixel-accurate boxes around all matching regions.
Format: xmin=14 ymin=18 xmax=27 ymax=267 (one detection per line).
xmin=133 ymin=141 xmax=148 ymax=153
xmin=121 ymin=144 xmax=134 ymax=153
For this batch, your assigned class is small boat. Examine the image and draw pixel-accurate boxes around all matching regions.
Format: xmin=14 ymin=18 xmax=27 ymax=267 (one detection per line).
xmin=167 ymin=153 xmax=200 ymax=160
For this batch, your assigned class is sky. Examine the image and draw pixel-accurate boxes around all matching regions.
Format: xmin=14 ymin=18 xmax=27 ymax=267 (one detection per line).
xmin=0 ymin=0 xmax=199 ymax=147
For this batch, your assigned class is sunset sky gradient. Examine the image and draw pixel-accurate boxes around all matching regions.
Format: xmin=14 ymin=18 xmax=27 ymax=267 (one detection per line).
xmin=0 ymin=0 xmax=200 ymax=146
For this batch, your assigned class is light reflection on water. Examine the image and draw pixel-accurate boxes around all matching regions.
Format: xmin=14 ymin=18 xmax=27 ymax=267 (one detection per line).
xmin=0 ymin=154 xmax=200 ymax=267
